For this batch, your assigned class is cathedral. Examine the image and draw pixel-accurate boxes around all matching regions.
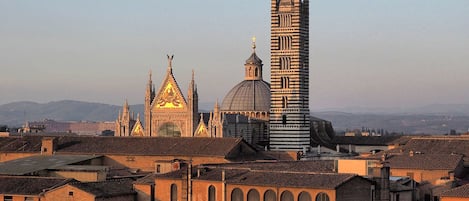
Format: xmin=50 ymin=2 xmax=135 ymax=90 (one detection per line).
xmin=116 ymin=41 xmax=270 ymax=146
xmin=116 ymin=0 xmax=335 ymax=151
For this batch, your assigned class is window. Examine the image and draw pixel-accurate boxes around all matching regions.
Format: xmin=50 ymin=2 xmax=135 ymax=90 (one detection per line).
xmin=247 ymin=189 xmax=260 ymax=201
xmin=282 ymin=115 xmax=287 ymax=125
xmin=315 ymin=192 xmax=330 ymax=201
xmin=43 ymin=148 xmax=48 ymax=153
xmin=280 ymin=57 xmax=291 ymax=70
xmin=281 ymin=77 xmax=290 ymax=88
xmin=156 ymin=164 xmax=161 ymax=173
xmin=208 ymin=185 xmax=216 ymax=201
xmin=4 ymin=196 xmax=12 ymax=201
xmin=171 ymin=184 xmax=178 ymax=201
xmin=279 ymin=36 xmax=292 ymax=50
xmin=231 ymin=188 xmax=244 ymax=201
xmin=279 ymin=14 xmax=292 ymax=27
xmin=298 ymin=191 xmax=312 ymax=201
xmin=280 ymin=190 xmax=294 ymax=201
xmin=68 ymin=191 xmax=74 ymax=196
xmin=25 ymin=197 xmax=34 ymax=201
xmin=264 ymin=190 xmax=276 ymax=201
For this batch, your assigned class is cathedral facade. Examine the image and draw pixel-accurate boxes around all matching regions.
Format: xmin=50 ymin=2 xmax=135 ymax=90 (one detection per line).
xmin=115 ymin=50 xmax=269 ymax=146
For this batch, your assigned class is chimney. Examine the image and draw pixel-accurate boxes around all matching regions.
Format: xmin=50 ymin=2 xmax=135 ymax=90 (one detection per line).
xmin=41 ymin=137 xmax=57 ymax=155
xmin=379 ymin=164 xmax=391 ymax=201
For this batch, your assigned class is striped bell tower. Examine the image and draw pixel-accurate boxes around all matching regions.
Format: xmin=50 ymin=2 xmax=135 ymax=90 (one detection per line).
xmin=269 ymin=0 xmax=310 ymax=151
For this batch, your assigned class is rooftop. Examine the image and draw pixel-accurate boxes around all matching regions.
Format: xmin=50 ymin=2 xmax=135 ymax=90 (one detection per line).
xmin=0 ymin=136 xmax=257 ymax=158
xmin=0 ymin=155 xmax=102 ymax=175
xmin=0 ymin=176 xmax=71 ymax=195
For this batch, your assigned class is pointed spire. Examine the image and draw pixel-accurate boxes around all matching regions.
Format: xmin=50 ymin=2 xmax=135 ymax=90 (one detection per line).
xmin=200 ymin=113 xmax=204 ymax=123
xmin=214 ymin=99 xmax=220 ymax=113
xmin=149 ymin=69 xmax=152 ymax=82
xmin=123 ymin=99 xmax=129 ymax=112
xmin=137 ymin=113 xmax=140 ymax=120
xmin=167 ymin=54 xmax=174 ymax=73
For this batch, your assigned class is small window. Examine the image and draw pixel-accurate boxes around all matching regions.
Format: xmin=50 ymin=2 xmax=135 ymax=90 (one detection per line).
xmin=208 ymin=185 xmax=216 ymax=201
xmin=171 ymin=184 xmax=178 ymax=201
xmin=282 ymin=115 xmax=287 ymax=125
xmin=4 ymin=196 xmax=13 ymax=201
xmin=156 ymin=164 xmax=161 ymax=173
xmin=68 ymin=191 xmax=74 ymax=196
xmin=43 ymin=148 xmax=48 ymax=153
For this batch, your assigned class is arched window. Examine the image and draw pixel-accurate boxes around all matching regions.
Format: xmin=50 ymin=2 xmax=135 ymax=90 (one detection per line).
xmin=264 ymin=190 xmax=276 ymax=201
xmin=208 ymin=185 xmax=216 ymax=201
xmin=255 ymin=68 xmax=259 ymax=77
xmin=158 ymin=122 xmax=181 ymax=137
xmin=247 ymin=189 xmax=260 ymax=201
xmin=280 ymin=190 xmax=294 ymax=201
xmin=298 ymin=191 xmax=312 ymax=201
xmin=231 ymin=188 xmax=244 ymax=201
xmin=315 ymin=192 xmax=330 ymax=201
xmin=170 ymin=184 xmax=177 ymax=201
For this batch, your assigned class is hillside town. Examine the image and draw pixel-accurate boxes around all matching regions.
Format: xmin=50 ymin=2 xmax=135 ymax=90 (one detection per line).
xmin=1 ymin=1 xmax=469 ymax=201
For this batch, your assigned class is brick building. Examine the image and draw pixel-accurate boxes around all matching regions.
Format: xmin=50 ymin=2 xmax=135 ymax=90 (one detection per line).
xmin=134 ymin=161 xmax=376 ymax=201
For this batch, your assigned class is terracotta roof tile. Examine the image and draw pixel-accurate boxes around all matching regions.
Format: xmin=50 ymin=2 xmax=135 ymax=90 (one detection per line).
xmin=0 ymin=136 xmax=251 ymax=157
xmin=0 ymin=176 xmax=71 ymax=195
xmin=441 ymin=183 xmax=469 ymax=198
xmin=69 ymin=179 xmax=136 ymax=198
xmin=386 ymin=154 xmax=462 ymax=170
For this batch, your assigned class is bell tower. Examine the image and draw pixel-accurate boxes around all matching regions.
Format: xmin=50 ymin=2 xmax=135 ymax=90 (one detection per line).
xmin=269 ymin=0 xmax=310 ymax=151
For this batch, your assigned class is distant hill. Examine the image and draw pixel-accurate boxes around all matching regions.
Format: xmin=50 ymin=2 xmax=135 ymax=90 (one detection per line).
xmin=314 ymin=111 xmax=469 ymax=134
xmin=0 ymin=100 xmax=143 ymax=126
xmin=2 ymin=100 xmax=469 ymax=134
xmin=0 ymin=100 xmax=217 ymax=127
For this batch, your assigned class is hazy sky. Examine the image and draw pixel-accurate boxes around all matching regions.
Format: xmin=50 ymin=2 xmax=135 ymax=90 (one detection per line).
xmin=1 ymin=0 xmax=468 ymax=111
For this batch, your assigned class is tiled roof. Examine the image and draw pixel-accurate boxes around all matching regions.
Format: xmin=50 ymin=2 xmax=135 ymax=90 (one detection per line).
xmin=0 ymin=176 xmax=71 ymax=195
xmin=70 ymin=179 xmax=136 ymax=198
xmin=195 ymin=168 xmax=358 ymax=189
xmin=385 ymin=153 xmax=462 ymax=170
xmin=134 ymin=173 xmax=157 ymax=184
xmin=203 ymin=160 xmax=336 ymax=173
xmin=0 ymin=136 xmax=251 ymax=157
xmin=0 ymin=155 xmax=102 ymax=175
xmin=386 ymin=137 xmax=469 ymax=156
xmin=440 ymin=183 xmax=469 ymax=198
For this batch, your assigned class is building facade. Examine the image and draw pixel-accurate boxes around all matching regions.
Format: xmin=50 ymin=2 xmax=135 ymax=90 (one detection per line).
xmin=270 ymin=0 xmax=311 ymax=151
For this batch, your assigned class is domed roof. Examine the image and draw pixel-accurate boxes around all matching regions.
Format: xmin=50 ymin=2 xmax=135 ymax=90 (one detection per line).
xmin=221 ymin=80 xmax=270 ymax=112
xmin=245 ymin=52 xmax=262 ymax=65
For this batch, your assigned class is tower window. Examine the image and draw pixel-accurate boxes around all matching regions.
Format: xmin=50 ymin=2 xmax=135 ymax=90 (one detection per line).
xmin=281 ymin=77 xmax=290 ymax=89
xmin=279 ymin=36 xmax=292 ymax=50
xmin=279 ymin=14 xmax=292 ymax=27
xmin=280 ymin=57 xmax=291 ymax=70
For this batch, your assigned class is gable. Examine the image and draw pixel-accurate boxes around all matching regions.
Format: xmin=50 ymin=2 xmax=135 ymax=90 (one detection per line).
xmin=153 ymin=73 xmax=187 ymax=110
xmin=194 ymin=121 xmax=210 ymax=137
xmin=131 ymin=120 xmax=144 ymax=136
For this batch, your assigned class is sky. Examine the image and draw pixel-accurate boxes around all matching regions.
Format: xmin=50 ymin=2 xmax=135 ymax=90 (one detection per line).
xmin=1 ymin=0 xmax=469 ymax=111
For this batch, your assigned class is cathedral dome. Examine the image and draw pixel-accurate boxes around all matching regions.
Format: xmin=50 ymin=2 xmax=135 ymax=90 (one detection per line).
xmin=221 ymin=80 xmax=270 ymax=112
